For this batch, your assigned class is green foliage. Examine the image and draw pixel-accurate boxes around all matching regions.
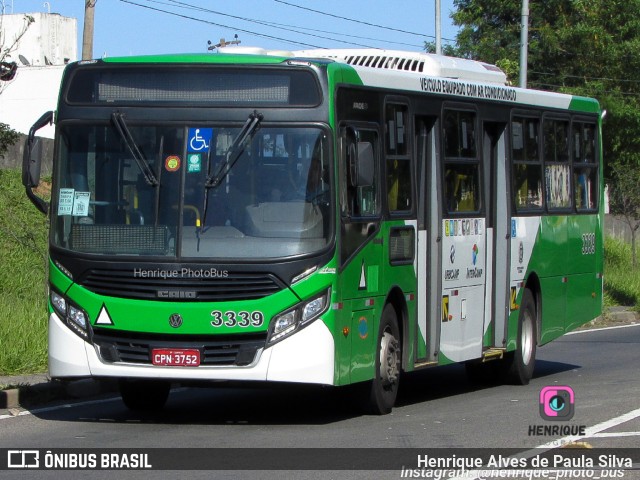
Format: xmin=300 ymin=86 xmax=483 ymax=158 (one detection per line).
xmin=604 ymin=237 xmax=640 ymax=310
xmin=0 ymin=169 xmax=49 ymax=375
xmin=451 ymin=0 xmax=640 ymax=88
xmin=0 ymin=122 xmax=18 ymax=157
xmin=608 ymin=162 xmax=640 ymax=267
xmin=452 ymin=0 xmax=522 ymax=77
xmin=423 ymin=41 xmax=462 ymax=57
xmin=495 ymin=58 xmax=519 ymax=82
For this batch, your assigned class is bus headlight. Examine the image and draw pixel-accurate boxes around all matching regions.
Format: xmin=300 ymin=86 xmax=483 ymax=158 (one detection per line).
xmin=49 ymin=288 xmax=91 ymax=340
xmin=50 ymin=290 xmax=67 ymax=316
xmin=267 ymin=289 xmax=330 ymax=346
xmin=68 ymin=305 xmax=88 ymax=330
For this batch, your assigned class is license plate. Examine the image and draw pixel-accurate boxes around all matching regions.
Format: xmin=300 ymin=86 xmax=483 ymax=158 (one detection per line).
xmin=151 ymin=348 xmax=200 ymax=367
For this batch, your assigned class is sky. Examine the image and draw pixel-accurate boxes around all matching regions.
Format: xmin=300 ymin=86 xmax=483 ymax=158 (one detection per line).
xmin=3 ymin=0 xmax=460 ymax=59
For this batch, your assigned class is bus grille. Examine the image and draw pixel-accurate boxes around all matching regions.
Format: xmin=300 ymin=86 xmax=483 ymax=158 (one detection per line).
xmin=92 ymin=330 xmax=267 ymax=367
xmin=78 ymin=268 xmax=285 ymax=301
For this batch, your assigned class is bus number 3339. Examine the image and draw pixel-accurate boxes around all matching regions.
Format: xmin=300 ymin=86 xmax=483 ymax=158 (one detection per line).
xmin=210 ymin=311 xmax=265 ymax=328
xmin=581 ymin=233 xmax=596 ymax=255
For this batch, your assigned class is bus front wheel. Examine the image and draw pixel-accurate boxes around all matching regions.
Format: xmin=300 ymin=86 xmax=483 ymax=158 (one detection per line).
xmin=504 ymin=288 xmax=537 ymax=385
xmin=365 ymin=304 xmax=401 ymax=415
xmin=119 ymin=379 xmax=171 ymax=411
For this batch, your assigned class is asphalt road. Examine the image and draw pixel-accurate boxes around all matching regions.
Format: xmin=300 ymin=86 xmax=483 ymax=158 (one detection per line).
xmin=1 ymin=324 xmax=639 ymax=479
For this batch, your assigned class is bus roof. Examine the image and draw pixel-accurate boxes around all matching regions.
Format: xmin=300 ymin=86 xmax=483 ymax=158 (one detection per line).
xmin=290 ymin=48 xmax=599 ymax=114
xmin=294 ymin=48 xmax=508 ymax=85
xmin=98 ymin=48 xmax=600 ymax=114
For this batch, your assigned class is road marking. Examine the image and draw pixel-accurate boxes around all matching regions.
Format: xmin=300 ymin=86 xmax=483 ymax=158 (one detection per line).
xmin=451 ymin=407 xmax=640 ymax=480
xmin=532 ymin=406 xmax=640 ymax=449
xmin=566 ymin=322 xmax=640 ymax=335
xmin=0 ymin=396 xmax=120 ymax=421
xmin=0 ymin=387 xmax=188 ymax=421
xmin=590 ymin=431 xmax=640 ymax=438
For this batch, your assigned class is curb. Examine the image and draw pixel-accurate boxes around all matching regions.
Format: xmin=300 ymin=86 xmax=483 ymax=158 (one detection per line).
xmin=605 ymin=307 xmax=639 ymax=323
xmin=577 ymin=307 xmax=639 ymax=331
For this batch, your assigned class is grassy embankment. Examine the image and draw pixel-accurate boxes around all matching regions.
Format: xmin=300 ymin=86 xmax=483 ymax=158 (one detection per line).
xmin=0 ymin=168 xmax=638 ymax=376
xmin=603 ymin=236 xmax=640 ymax=310
xmin=0 ymin=168 xmax=49 ymax=375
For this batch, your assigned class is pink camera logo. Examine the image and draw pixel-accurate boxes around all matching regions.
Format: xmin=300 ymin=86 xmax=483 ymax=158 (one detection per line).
xmin=539 ymin=386 xmax=575 ymax=421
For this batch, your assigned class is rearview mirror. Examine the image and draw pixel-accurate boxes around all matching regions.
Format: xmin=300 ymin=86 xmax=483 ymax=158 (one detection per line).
xmin=346 ymin=127 xmax=375 ymax=189
xmin=356 ymin=141 xmax=374 ymax=187
xmin=22 ymin=110 xmax=53 ymax=214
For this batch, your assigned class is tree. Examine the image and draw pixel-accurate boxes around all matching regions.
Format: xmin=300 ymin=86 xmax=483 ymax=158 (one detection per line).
xmin=0 ymin=8 xmax=35 ymax=155
xmin=451 ymin=0 xmax=524 ymax=67
xmin=608 ymin=162 xmax=640 ymax=268
xmin=423 ymin=41 xmax=461 ymax=57
xmin=0 ymin=122 xmax=18 ymax=157
xmin=0 ymin=10 xmax=35 ymax=88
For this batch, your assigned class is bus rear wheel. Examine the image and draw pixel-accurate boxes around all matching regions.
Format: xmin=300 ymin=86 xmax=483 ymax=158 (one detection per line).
xmin=365 ymin=304 xmax=401 ymax=415
xmin=503 ymin=288 xmax=537 ymax=385
xmin=119 ymin=379 xmax=171 ymax=411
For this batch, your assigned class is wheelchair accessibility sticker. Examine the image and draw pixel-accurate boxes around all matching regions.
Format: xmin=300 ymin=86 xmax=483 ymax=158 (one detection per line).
xmin=188 ymin=128 xmax=213 ymax=153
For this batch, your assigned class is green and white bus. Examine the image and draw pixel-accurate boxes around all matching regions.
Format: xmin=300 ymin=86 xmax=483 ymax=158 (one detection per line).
xmin=23 ymin=48 xmax=603 ymax=414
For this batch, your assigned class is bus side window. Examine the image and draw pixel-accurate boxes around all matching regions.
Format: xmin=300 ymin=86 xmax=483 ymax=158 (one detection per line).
xmin=572 ymin=122 xmax=598 ymax=211
xmin=512 ymin=116 xmax=544 ymax=211
xmin=385 ymin=103 xmax=412 ymax=214
xmin=442 ymin=108 xmax=480 ymax=215
xmin=444 ymin=164 xmax=479 ymax=213
xmin=543 ymin=117 xmax=571 ymax=210
xmin=387 ymin=158 xmax=411 ymax=211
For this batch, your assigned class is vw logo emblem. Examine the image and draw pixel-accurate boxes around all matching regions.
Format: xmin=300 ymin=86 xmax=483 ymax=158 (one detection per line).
xmin=169 ymin=313 xmax=183 ymax=328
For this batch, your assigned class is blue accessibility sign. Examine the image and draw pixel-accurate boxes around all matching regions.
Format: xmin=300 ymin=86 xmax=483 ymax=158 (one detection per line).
xmin=187 ymin=128 xmax=213 ymax=153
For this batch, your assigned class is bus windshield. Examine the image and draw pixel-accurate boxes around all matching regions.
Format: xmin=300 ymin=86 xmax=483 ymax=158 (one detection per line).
xmin=52 ymin=123 xmax=332 ymax=259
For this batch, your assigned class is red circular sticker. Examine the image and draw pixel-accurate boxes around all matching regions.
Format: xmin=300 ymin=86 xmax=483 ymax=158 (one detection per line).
xmin=165 ymin=155 xmax=181 ymax=172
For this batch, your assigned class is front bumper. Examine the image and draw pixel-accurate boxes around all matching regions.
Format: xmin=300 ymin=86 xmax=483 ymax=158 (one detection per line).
xmin=49 ymin=312 xmax=335 ymax=385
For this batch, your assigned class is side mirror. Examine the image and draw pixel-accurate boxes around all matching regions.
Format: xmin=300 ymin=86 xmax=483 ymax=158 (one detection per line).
xmin=22 ymin=110 xmax=53 ymax=214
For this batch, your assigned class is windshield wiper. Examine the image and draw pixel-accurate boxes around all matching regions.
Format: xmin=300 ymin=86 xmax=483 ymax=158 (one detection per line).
xmin=111 ymin=112 xmax=159 ymax=186
xmin=205 ymin=110 xmax=263 ymax=189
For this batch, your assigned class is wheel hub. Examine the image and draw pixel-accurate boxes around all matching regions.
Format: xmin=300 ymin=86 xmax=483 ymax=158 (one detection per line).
xmin=521 ymin=312 xmax=534 ymax=365
xmin=380 ymin=330 xmax=400 ymax=387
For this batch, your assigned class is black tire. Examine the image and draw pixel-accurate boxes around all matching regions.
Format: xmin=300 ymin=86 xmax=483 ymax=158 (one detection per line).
xmin=503 ymin=288 xmax=537 ymax=385
xmin=119 ymin=379 xmax=170 ymax=411
xmin=365 ymin=304 xmax=401 ymax=415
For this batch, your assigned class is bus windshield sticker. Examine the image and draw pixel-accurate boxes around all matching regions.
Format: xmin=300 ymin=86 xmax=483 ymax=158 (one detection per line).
xmin=58 ymin=188 xmax=75 ymax=215
xmin=58 ymin=189 xmax=90 ymax=216
xmin=165 ymin=155 xmax=181 ymax=172
xmin=187 ymin=153 xmax=202 ymax=173
xmin=188 ymin=128 xmax=213 ymax=153
xmin=71 ymin=191 xmax=91 ymax=216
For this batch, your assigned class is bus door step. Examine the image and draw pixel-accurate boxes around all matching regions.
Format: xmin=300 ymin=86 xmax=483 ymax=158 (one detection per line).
xmin=481 ymin=348 xmax=505 ymax=362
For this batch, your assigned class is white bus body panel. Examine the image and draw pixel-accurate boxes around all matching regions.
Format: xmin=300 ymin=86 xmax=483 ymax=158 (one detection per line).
xmin=439 ymin=218 xmax=487 ymax=362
